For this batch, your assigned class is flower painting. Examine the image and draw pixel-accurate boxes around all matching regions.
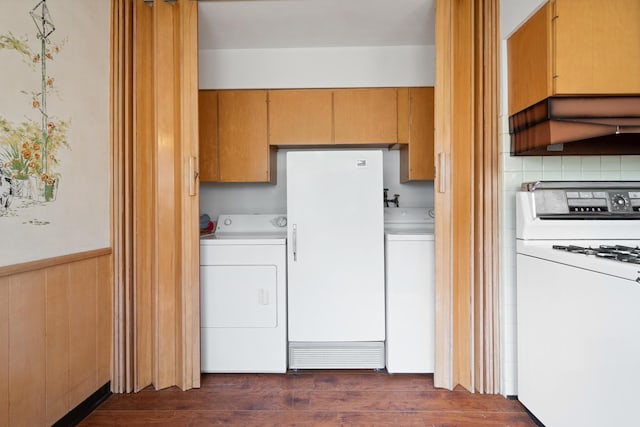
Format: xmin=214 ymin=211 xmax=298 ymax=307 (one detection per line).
xmin=0 ymin=0 xmax=110 ymax=267
xmin=0 ymin=1 xmax=69 ymax=212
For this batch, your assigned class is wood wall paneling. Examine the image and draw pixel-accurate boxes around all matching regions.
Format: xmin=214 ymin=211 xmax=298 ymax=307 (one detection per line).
xmin=97 ymin=255 xmax=114 ymax=388
xmin=1 ymin=253 xmax=112 ymax=425
xmin=9 ymin=271 xmax=46 ymax=426
xmin=45 ymin=265 xmax=70 ymax=425
xmin=0 ymin=248 xmax=112 ymax=279
xmin=68 ymin=259 xmax=99 ymax=408
xmin=0 ymin=277 xmax=8 ymax=427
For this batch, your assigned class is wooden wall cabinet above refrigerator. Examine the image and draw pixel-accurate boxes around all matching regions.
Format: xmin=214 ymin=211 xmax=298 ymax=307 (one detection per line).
xmin=332 ymin=88 xmax=398 ymax=145
xmin=508 ymin=0 xmax=640 ymax=116
xmin=268 ymin=89 xmax=333 ymax=146
xmin=268 ymin=88 xmax=398 ymax=146
xmin=198 ymin=90 xmax=276 ymax=183
xmin=199 ymin=87 xmax=434 ymax=182
xmin=397 ymin=87 xmax=435 ymax=182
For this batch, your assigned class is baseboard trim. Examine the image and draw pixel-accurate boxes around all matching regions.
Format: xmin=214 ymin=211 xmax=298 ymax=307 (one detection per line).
xmin=53 ymin=382 xmax=111 ymax=427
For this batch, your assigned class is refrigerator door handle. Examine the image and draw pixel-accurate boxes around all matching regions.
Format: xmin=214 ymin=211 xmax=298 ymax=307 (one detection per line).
xmin=292 ymin=224 xmax=297 ymax=261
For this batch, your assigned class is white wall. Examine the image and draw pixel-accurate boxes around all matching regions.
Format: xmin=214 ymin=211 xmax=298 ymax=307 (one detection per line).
xmin=200 ymin=45 xmax=435 ymax=89
xmin=200 ymin=149 xmax=434 ymax=221
xmin=498 ymin=0 xmax=640 ymax=397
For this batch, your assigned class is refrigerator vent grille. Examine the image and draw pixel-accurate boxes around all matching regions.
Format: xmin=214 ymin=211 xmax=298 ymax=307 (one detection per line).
xmin=288 ymin=342 xmax=385 ymax=369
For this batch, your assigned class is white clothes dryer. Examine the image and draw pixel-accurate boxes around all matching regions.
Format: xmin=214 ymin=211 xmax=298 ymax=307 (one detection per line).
xmin=200 ymin=214 xmax=287 ymax=373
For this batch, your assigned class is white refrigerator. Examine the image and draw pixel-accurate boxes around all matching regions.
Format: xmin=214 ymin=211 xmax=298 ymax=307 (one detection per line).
xmin=286 ymin=150 xmax=385 ymax=369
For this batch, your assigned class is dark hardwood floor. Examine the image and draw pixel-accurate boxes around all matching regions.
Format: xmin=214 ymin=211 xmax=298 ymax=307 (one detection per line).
xmin=81 ymin=371 xmax=536 ymax=426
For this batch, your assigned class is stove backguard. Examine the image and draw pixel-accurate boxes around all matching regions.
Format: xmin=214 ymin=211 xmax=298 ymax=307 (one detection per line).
xmin=521 ymin=181 xmax=640 ymax=219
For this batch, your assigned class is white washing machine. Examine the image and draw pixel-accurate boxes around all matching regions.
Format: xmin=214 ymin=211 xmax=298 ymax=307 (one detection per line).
xmin=200 ymin=214 xmax=287 ymax=373
xmin=384 ymin=207 xmax=435 ymax=374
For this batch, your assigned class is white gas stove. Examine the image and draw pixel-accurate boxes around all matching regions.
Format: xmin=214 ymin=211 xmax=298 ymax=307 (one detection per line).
xmin=515 ymin=181 xmax=640 ymax=427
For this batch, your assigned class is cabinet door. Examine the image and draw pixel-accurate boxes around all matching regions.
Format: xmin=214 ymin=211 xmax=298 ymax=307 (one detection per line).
xmin=268 ymin=89 xmax=333 ymax=146
xmin=554 ymin=0 xmax=640 ymax=95
xmin=400 ymin=87 xmax=435 ymax=182
xmin=333 ymin=88 xmax=398 ymax=144
xmin=218 ymin=90 xmax=272 ymax=183
xmin=506 ymin=3 xmax=551 ymax=115
xmin=198 ymin=90 xmax=219 ymax=182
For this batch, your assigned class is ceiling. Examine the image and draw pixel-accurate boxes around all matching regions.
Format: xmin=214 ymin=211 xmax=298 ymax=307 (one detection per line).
xmin=198 ymin=0 xmax=435 ymax=50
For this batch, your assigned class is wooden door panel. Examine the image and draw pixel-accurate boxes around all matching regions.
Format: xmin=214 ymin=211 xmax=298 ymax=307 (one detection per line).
xmin=218 ymin=90 xmax=269 ymax=182
xmin=554 ymin=0 xmax=640 ymax=94
xmin=506 ymin=3 xmax=551 ymax=115
xmin=198 ymin=90 xmax=219 ymax=182
xmin=269 ymin=89 xmax=333 ymax=146
xmin=333 ymin=88 xmax=398 ymax=144
xmin=401 ymin=87 xmax=435 ymax=182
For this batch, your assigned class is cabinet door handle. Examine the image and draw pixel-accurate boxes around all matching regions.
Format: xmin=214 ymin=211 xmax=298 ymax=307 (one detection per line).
xmin=438 ymin=152 xmax=446 ymax=193
xmin=292 ymin=224 xmax=298 ymax=262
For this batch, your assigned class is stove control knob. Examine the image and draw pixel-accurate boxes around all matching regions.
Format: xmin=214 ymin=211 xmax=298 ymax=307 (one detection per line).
xmin=223 ymin=218 xmax=232 ymax=226
xmin=611 ymin=194 xmax=630 ymax=211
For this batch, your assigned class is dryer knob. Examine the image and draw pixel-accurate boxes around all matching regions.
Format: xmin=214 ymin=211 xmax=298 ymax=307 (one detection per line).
xmin=223 ymin=218 xmax=232 ymax=226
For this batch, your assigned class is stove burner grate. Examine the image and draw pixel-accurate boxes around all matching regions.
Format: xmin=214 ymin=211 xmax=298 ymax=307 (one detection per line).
xmin=552 ymin=244 xmax=640 ymax=264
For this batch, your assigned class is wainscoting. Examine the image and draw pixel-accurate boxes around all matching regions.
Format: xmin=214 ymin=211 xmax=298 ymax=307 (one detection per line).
xmin=0 ymin=250 xmax=112 ymax=426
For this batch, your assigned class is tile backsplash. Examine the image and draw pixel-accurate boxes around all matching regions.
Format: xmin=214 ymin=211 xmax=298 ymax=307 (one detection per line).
xmin=499 ymin=115 xmax=640 ymax=396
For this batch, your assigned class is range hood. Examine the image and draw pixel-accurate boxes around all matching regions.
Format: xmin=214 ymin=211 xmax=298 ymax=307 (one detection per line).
xmin=509 ymin=96 xmax=640 ymax=156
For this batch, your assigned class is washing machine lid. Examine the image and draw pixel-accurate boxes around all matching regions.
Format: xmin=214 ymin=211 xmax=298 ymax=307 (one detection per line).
xmin=384 ymin=207 xmax=434 ymax=240
xmin=385 ymin=229 xmax=435 ymax=241
xmin=200 ymin=232 xmax=286 ymax=245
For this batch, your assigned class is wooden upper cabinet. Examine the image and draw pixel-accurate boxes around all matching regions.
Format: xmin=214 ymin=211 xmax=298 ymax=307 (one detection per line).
xmin=333 ymin=88 xmax=398 ymax=144
xmin=507 ymin=0 xmax=640 ymax=115
xmin=398 ymin=87 xmax=435 ymax=182
xmin=198 ymin=90 xmax=219 ymax=182
xmin=218 ymin=90 xmax=275 ymax=183
xmin=268 ymin=90 xmax=333 ymax=146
